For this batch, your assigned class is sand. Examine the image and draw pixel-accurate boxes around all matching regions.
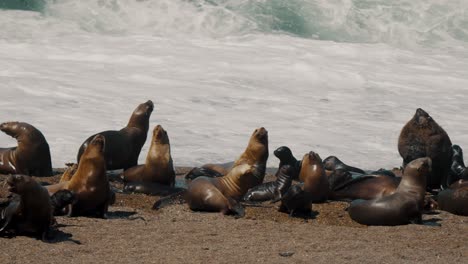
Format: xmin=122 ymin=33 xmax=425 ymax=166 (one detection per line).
xmin=0 ymin=168 xmax=467 ymax=264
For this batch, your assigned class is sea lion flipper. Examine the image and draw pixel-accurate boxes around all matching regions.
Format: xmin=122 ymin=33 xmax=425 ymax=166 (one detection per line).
xmin=0 ymin=196 xmax=21 ymax=233
xmin=227 ymin=198 xmax=245 ymax=218
xmin=152 ymin=190 xmax=187 ymax=210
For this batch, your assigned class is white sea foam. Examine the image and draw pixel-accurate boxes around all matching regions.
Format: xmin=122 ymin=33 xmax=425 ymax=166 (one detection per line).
xmin=0 ymin=1 xmax=467 ymax=170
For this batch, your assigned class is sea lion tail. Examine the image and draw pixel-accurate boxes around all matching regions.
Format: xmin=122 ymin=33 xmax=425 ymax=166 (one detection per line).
xmin=152 ymin=190 xmax=187 ymax=210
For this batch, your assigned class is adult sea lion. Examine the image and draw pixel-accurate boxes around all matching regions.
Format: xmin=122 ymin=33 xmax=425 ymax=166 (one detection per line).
xmin=437 ymin=180 xmax=468 ymax=216
xmin=329 ymin=173 xmax=401 ymax=201
xmin=243 ymin=165 xmax=296 ymax=202
xmin=184 ymin=161 xmax=234 ymax=180
xmin=123 ymin=125 xmax=175 ymax=191
xmin=0 ymin=175 xmax=53 ymax=240
xmin=184 ymin=127 xmax=269 ymax=216
xmin=398 ymin=108 xmax=452 ymax=189
xmin=348 ymin=157 xmax=431 ymax=226
xmin=299 ymin=151 xmax=329 ymax=202
xmin=0 ymin=122 xmax=52 ymax=176
xmin=322 ymin=156 xmax=365 ymax=175
xmin=48 ymin=134 xmax=110 ymax=217
xmin=77 ymin=100 xmax=154 ymax=170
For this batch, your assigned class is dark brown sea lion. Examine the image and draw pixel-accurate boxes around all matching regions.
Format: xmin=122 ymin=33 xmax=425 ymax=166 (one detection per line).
xmin=123 ymin=125 xmax=175 ymax=190
xmin=329 ymin=173 xmax=401 ymax=201
xmin=50 ymin=190 xmax=76 ymax=216
xmin=437 ymin=180 xmax=468 ymax=216
xmin=398 ymin=108 xmax=452 ymax=189
xmin=47 ymin=134 xmax=110 ymax=217
xmin=278 ymin=184 xmax=313 ymax=217
xmin=184 ymin=161 xmax=234 ymax=180
xmin=77 ymin=100 xmax=154 ymax=170
xmin=0 ymin=175 xmax=53 ymax=240
xmin=185 ymin=127 xmax=269 ymax=216
xmin=348 ymin=157 xmax=431 ymax=226
xmin=273 ymin=146 xmax=301 ymax=180
xmin=449 ymin=145 xmax=468 ymax=182
xmin=322 ymin=156 xmax=365 ymax=175
xmin=0 ymin=122 xmax=52 ymax=176
xmin=299 ymin=151 xmax=329 ymax=202
xmin=242 ymin=165 xmax=296 ymax=202
xmin=124 ymin=181 xmax=185 ymax=196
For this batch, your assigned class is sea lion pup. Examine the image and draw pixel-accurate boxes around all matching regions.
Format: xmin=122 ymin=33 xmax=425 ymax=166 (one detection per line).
xmin=242 ymin=165 xmax=296 ymax=202
xmin=0 ymin=121 xmax=52 ymax=176
xmin=77 ymin=100 xmax=154 ymax=170
xmin=437 ymin=180 xmax=468 ymax=216
xmin=123 ymin=125 xmax=176 ymax=193
xmin=184 ymin=161 xmax=233 ymax=180
xmin=156 ymin=127 xmax=269 ymax=216
xmin=398 ymin=108 xmax=452 ymax=189
xmin=322 ymin=156 xmax=365 ymax=175
xmin=47 ymin=135 xmax=110 ymax=217
xmin=278 ymin=184 xmax=313 ymax=217
xmin=0 ymin=175 xmax=53 ymax=240
xmin=449 ymin=145 xmax=468 ymax=182
xmin=299 ymin=151 xmax=329 ymax=202
xmin=273 ymin=146 xmax=301 ymax=180
xmin=348 ymin=157 xmax=431 ymax=226
xmin=50 ymin=190 xmax=76 ymax=216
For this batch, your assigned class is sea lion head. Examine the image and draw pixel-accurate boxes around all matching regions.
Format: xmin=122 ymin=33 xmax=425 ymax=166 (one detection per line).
xmin=6 ymin=174 xmax=34 ymax=194
xmin=85 ymin=134 xmax=106 ymax=158
xmin=411 ymin=108 xmax=434 ymax=128
xmin=452 ymin=145 xmax=463 ymax=160
xmin=247 ymin=127 xmax=269 ymax=162
xmin=274 ymin=146 xmax=293 ymax=161
xmin=0 ymin=121 xmax=24 ymax=139
xmin=322 ymin=156 xmax=340 ymax=171
xmin=153 ymin=124 xmax=169 ymax=145
xmin=127 ymin=100 xmax=154 ymax=128
xmin=401 ymin=157 xmax=432 ymax=190
xmin=252 ymin=127 xmax=268 ymax=144
xmin=303 ymin=151 xmax=323 ymax=167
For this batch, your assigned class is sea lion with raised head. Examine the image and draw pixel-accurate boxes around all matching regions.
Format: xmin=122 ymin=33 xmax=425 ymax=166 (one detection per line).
xmin=437 ymin=180 xmax=468 ymax=216
xmin=123 ymin=125 xmax=176 ymax=193
xmin=299 ymin=151 xmax=329 ymax=202
xmin=0 ymin=175 xmax=53 ymax=240
xmin=348 ymin=157 xmax=431 ymax=226
xmin=0 ymin=122 xmax=52 ymax=176
xmin=398 ymin=108 xmax=452 ymax=189
xmin=183 ymin=127 xmax=269 ymax=216
xmin=243 ymin=165 xmax=296 ymax=202
xmin=77 ymin=100 xmax=154 ymax=170
xmin=47 ymin=134 xmax=110 ymax=217
xmin=273 ymin=146 xmax=301 ymax=180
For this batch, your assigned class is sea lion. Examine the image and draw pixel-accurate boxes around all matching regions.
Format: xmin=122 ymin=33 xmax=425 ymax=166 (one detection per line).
xmin=322 ymin=156 xmax=365 ymax=175
xmin=449 ymin=145 xmax=468 ymax=182
xmin=437 ymin=180 xmax=468 ymax=216
xmin=243 ymin=165 xmax=296 ymax=202
xmin=47 ymin=134 xmax=110 ymax=217
xmin=123 ymin=181 xmax=185 ymax=196
xmin=185 ymin=127 xmax=269 ymax=216
xmin=123 ymin=125 xmax=175 ymax=189
xmin=299 ymin=151 xmax=329 ymax=202
xmin=278 ymin=184 xmax=313 ymax=217
xmin=59 ymin=163 xmax=78 ymax=182
xmin=77 ymin=100 xmax=154 ymax=170
xmin=0 ymin=121 xmax=52 ymax=176
xmin=273 ymin=146 xmax=301 ymax=180
xmin=398 ymin=108 xmax=452 ymax=189
xmin=348 ymin=157 xmax=431 ymax=226
xmin=329 ymin=173 xmax=401 ymax=201
xmin=184 ymin=161 xmax=233 ymax=180
xmin=0 ymin=174 xmax=52 ymax=240
xmin=50 ymin=189 xmax=76 ymax=216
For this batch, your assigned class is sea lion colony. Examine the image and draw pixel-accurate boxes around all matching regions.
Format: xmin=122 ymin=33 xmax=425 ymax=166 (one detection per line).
xmin=0 ymin=102 xmax=467 ymax=241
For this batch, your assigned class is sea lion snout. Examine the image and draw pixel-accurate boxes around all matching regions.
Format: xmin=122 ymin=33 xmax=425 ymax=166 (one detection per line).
xmin=144 ymin=100 xmax=154 ymax=114
xmin=90 ymin=134 xmax=106 ymax=152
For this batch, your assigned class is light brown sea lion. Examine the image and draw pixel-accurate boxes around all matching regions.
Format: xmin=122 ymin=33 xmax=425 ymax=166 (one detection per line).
xmin=123 ymin=125 xmax=175 ymax=187
xmin=59 ymin=163 xmax=78 ymax=183
xmin=0 ymin=175 xmax=53 ymax=240
xmin=185 ymin=127 xmax=269 ymax=216
xmin=348 ymin=157 xmax=431 ymax=226
xmin=437 ymin=179 xmax=468 ymax=216
xmin=76 ymin=100 xmax=154 ymax=170
xmin=0 ymin=121 xmax=52 ymax=176
xmin=299 ymin=151 xmax=329 ymax=202
xmin=398 ymin=108 xmax=452 ymax=189
xmin=47 ymin=134 xmax=110 ymax=217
